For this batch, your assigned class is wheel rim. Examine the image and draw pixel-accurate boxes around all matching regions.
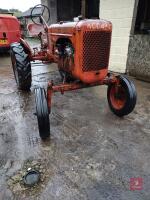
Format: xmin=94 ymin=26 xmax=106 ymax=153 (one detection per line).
xmin=109 ymin=84 xmax=127 ymax=110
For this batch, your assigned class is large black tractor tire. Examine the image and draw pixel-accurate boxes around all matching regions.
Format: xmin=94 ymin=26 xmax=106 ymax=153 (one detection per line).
xmin=107 ymin=75 xmax=137 ymax=117
xmin=35 ymin=87 xmax=50 ymax=140
xmin=10 ymin=42 xmax=32 ymax=90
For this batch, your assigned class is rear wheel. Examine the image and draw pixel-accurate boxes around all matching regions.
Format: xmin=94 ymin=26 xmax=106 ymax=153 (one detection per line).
xmin=35 ymin=87 xmax=50 ymax=140
xmin=107 ymin=76 xmax=137 ymax=117
xmin=10 ymin=43 xmax=31 ymax=90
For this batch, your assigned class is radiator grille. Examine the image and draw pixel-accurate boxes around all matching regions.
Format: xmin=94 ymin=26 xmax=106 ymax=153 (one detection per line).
xmin=82 ymin=31 xmax=111 ymax=72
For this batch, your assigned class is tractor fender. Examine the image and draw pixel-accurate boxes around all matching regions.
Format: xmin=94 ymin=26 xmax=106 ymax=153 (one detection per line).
xmin=20 ymin=38 xmax=32 ymax=57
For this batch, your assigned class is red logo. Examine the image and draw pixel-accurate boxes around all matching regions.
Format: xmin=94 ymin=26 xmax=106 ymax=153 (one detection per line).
xmin=130 ymin=177 xmax=143 ymax=191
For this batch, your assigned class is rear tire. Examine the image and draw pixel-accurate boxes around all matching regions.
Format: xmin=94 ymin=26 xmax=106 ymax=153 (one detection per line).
xmin=107 ymin=76 xmax=137 ymax=117
xmin=35 ymin=87 xmax=50 ymax=140
xmin=10 ymin=42 xmax=31 ymax=90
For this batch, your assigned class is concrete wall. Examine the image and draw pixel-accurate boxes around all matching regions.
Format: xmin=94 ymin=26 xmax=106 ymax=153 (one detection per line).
xmin=41 ymin=0 xmax=57 ymax=24
xmin=41 ymin=0 xmax=48 ymax=7
xmin=127 ymin=0 xmax=150 ymax=82
xmin=100 ymin=0 xmax=135 ymax=73
xmin=127 ymin=35 xmax=150 ymax=82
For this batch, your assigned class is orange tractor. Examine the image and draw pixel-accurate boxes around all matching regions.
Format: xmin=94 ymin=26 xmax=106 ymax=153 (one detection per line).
xmin=10 ymin=5 xmax=137 ymax=140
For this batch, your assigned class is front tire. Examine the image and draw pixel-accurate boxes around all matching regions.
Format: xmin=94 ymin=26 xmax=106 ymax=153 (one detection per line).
xmin=107 ymin=76 xmax=137 ymax=117
xmin=10 ymin=42 xmax=32 ymax=90
xmin=35 ymin=87 xmax=50 ymax=140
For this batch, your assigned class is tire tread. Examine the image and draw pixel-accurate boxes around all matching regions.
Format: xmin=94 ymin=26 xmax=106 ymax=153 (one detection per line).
xmin=10 ymin=42 xmax=31 ymax=90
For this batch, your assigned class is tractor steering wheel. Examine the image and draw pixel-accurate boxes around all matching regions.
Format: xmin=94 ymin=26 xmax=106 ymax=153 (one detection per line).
xmin=31 ymin=4 xmax=50 ymax=25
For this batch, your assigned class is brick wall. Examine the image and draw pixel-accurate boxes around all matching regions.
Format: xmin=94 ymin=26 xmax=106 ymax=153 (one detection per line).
xmin=100 ymin=0 xmax=135 ymax=73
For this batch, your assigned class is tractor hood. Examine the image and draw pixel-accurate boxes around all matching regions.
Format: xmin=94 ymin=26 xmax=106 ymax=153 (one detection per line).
xmin=49 ymin=21 xmax=78 ymax=35
xmin=49 ymin=19 xmax=112 ymax=35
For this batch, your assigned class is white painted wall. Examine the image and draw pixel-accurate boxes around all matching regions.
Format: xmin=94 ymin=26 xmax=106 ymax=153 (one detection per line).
xmin=100 ymin=0 xmax=135 ymax=73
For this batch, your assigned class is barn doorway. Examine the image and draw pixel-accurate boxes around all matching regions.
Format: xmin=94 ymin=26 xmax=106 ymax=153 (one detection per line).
xmin=85 ymin=0 xmax=100 ymax=19
xmin=57 ymin=0 xmax=81 ymax=21
xmin=57 ymin=0 xmax=100 ymax=21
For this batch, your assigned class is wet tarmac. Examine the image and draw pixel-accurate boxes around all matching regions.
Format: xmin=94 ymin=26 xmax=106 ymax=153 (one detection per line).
xmin=0 ymin=46 xmax=150 ymax=199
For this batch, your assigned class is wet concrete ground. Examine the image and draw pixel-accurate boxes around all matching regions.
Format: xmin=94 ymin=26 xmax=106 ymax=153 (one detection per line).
xmin=0 ymin=48 xmax=150 ymax=199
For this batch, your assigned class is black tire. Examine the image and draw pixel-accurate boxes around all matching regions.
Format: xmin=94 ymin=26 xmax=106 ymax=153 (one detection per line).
xmin=10 ymin=42 xmax=32 ymax=90
xmin=35 ymin=87 xmax=50 ymax=140
xmin=107 ymin=75 xmax=137 ymax=117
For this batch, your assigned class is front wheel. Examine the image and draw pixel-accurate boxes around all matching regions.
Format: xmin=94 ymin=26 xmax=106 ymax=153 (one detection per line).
xmin=35 ymin=87 xmax=50 ymax=140
xmin=107 ymin=76 xmax=137 ymax=117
